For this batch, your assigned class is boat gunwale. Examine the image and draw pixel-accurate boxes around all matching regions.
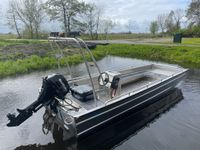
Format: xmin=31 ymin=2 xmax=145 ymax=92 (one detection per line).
xmin=60 ymin=64 xmax=188 ymax=118
xmin=75 ymin=70 xmax=186 ymax=125
xmin=75 ymin=72 xmax=187 ymax=137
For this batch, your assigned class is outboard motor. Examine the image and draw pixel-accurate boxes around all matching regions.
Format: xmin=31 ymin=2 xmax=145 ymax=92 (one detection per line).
xmin=7 ymin=74 xmax=70 ymax=127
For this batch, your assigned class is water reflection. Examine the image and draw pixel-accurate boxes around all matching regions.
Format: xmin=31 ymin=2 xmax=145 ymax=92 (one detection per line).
xmin=14 ymin=88 xmax=183 ymax=150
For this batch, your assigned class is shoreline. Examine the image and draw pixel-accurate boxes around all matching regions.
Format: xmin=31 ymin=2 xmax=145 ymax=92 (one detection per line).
xmin=0 ymin=43 xmax=200 ymax=79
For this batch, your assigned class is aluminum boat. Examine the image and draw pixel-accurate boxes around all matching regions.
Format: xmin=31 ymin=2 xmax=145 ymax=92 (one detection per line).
xmin=6 ymin=37 xmax=188 ymax=149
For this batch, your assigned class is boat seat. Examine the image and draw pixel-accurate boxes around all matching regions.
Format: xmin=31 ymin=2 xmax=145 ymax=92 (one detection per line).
xmin=70 ymin=84 xmax=94 ymax=102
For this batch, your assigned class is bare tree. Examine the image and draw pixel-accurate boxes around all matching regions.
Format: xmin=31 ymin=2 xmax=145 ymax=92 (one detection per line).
xmin=126 ymin=19 xmax=132 ymax=33
xmin=100 ymin=18 xmax=114 ymax=40
xmin=8 ymin=0 xmax=44 ymax=38
xmin=165 ymin=11 xmax=176 ymax=33
xmin=33 ymin=1 xmax=44 ymax=38
xmin=84 ymin=3 xmax=101 ymax=40
xmin=187 ymin=0 xmax=200 ymax=26
xmin=171 ymin=9 xmax=184 ymax=31
xmin=157 ymin=14 xmax=167 ymax=33
xmin=45 ymin=0 xmax=87 ymax=35
xmin=7 ymin=0 xmax=21 ymax=38
xmin=164 ymin=9 xmax=184 ymax=33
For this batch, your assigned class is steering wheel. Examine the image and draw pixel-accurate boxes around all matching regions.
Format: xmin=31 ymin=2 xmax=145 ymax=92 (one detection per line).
xmin=98 ymin=72 xmax=109 ymax=86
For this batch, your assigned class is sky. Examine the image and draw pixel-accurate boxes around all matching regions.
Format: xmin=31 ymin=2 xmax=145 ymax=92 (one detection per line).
xmin=0 ymin=0 xmax=191 ymax=33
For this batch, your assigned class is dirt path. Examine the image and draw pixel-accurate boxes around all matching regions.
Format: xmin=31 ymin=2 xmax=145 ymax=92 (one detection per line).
xmin=86 ymin=38 xmax=200 ymax=48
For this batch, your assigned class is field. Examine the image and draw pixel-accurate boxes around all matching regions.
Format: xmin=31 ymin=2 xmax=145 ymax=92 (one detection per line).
xmin=182 ymin=38 xmax=200 ymax=45
xmin=126 ymin=37 xmax=200 ymax=45
xmin=0 ymin=36 xmax=199 ymax=78
xmin=80 ymin=33 xmax=161 ymax=40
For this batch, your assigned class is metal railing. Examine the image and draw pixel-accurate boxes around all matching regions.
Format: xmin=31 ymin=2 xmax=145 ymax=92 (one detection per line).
xmin=48 ymin=37 xmax=101 ymax=107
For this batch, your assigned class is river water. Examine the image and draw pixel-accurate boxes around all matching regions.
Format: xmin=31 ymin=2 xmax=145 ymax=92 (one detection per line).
xmin=0 ymin=56 xmax=200 ymax=150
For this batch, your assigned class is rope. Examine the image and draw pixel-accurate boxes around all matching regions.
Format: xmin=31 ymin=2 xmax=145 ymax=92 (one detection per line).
xmin=55 ymin=97 xmax=80 ymax=111
xmin=42 ymin=109 xmax=55 ymax=135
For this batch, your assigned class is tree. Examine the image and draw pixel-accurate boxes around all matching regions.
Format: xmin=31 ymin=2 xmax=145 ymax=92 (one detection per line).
xmin=157 ymin=14 xmax=167 ymax=33
xmin=7 ymin=0 xmax=44 ymax=38
xmin=164 ymin=9 xmax=184 ymax=34
xmin=187 ymin=0 xmax=200 ymax=26
xmin=7 ymin=0 xmax=21 ymax=38
xmin=32 ymin=1 xmax=44 ymax=38
xmin=126 ymin=19 xmax=132 ymax=33
xmin=165 ymin=11 xmax=176 ymax=33
xmin=45 ymin=0 xmax=87 ymax=35
xmin=100 ymin=18 xmax=114 ymax=40
xmin=150 ymin=21 xmax=159 ymax=35
xmin=84 ymin=3 xmax=101 ymax=40
xmin=171 ymin=9 xmax=184 ymax=31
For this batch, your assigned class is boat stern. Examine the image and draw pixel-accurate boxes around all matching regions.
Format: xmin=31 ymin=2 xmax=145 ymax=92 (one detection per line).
xmin=42 ymin=108 xmax=78 ymax=149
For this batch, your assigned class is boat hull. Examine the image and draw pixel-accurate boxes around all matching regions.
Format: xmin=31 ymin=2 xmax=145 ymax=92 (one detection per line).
xmin=49 ymin=69 xmax=186 ymax=149
xmin=75 ymin=71 xmax=185 ymax=139
xmin=77 ymin=88 xmax=183 ymax=150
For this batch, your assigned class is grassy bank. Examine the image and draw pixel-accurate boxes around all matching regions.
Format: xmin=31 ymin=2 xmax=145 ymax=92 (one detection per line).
xmin=95 ymin=44 xmax=200 ymax=68
xmin=0 ymin=40 xmax=200 ymax=78
xmin=0 ymin=51 xmax=105 ymax=78
xmin=0 ymin=38 xmax=106 ymax=78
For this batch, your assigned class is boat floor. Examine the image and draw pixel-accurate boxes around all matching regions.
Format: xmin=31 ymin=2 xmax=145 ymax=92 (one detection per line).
xmin=66 ymin=75 xmax=163 ymax=111
xmin=62 ymin=64 xmax=186 ymax=113
xmin=121 ymin=76 xmax=156 ymax=94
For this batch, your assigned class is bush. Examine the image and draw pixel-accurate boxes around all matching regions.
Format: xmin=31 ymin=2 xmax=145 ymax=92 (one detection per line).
xmin=180 ymin=25 xmax=200 ymax=37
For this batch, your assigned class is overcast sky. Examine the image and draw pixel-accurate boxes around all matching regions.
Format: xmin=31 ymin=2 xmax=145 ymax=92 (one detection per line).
xmin=0 ymin=0 xmax=191 ymax=33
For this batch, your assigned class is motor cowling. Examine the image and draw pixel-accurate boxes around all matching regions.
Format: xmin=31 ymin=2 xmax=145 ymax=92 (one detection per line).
xmin=43 ymin=74 xmax=70 ymax=101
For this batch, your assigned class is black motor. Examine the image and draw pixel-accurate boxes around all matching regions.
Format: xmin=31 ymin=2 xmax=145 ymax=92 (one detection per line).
xmin=7 ymin=74 xmax=70 ymax=127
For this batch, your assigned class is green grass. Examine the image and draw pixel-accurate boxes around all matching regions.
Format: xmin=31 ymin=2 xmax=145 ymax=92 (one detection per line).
xmin=0 ymin=51 xmax=106 ymax=78
xmin=0 ymin=34 xmax=16 ymax=39
xmin=182 ymin=38 xmax=200 ymax=45
xmin=0 ymin=34 xmax=43 ymax=47
xmin=0 ymin=39 xmax=47 ymax=47
xmin=127 ymin=37 xmax=200 ymax=46
xmin=95 ymin=44 xmax=200 ymax=68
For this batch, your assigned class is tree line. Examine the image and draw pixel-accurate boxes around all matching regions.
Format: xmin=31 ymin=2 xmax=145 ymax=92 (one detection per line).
xmin=4 ymin=0 xmax=200 ymax=39
xmin=149 ymin=0 xmax=200 ymax=37
xmin=6 ymin=0 xmax=114 ymax=39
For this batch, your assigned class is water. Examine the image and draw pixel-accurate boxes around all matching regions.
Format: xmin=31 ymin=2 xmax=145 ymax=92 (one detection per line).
xmin=0 ymin=56 xmax=199 ymax=150
xmin=115 ymin=69 xmax=200 ymax=150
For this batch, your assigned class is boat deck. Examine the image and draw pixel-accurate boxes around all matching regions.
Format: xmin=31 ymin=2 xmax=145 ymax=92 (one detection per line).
xmin=61 ymin=64 xmax=185 ymax=115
